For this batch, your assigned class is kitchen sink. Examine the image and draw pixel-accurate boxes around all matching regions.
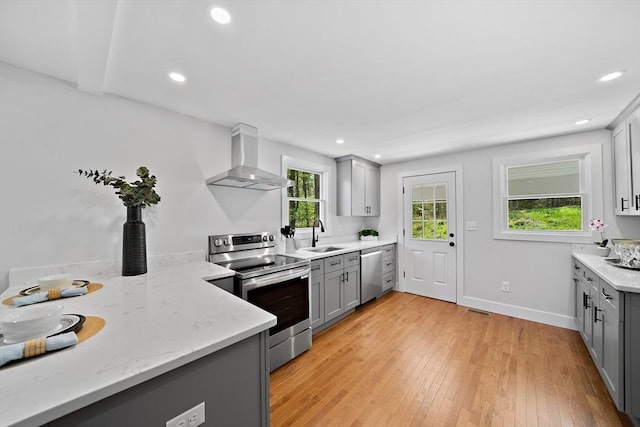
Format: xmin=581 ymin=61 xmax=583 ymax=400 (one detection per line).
xmin=305 ymin=246 xmax=344 ymax=253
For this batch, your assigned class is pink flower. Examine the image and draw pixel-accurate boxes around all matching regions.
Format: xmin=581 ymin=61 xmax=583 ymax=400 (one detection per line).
xmin=589 ymin=218 xmax=607 ymax=232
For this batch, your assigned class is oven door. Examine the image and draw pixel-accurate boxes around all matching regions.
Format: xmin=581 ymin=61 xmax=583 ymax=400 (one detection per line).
xmin=241 ymin=266 xmax=311 ymax=348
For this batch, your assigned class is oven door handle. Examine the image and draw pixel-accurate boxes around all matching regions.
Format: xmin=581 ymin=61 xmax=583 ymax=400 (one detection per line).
xmin=242 ymin=266 xmax=311 ymax=294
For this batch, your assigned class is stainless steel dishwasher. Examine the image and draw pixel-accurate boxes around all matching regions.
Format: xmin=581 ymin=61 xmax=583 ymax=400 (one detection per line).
xmin=360 ymin=247 xmax=382 ymax=304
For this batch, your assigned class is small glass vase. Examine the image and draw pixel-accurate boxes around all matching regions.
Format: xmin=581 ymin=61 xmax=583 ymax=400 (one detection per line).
xmin=596 ymin=246 xmax=611 ymax=257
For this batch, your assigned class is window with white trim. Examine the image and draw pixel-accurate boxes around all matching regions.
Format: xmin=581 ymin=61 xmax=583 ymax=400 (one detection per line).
xmin=282 ymin=156 xmax=328 ymax=230
xmin=493 ymin=145 xmax=603 ymax=243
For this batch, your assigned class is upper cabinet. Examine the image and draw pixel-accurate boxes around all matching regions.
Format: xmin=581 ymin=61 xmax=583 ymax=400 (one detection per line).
xmin=336 ymin=155 xmax=380 ymax=216
xmin=613 ymin=107 xmax=640 ymax=216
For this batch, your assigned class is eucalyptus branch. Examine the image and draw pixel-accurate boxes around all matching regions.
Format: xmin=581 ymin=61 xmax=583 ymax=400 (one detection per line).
xmin=76 ymin=167 xmax=161 ymax=208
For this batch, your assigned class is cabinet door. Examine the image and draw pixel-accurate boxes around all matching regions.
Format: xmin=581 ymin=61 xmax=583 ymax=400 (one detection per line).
xmin=613 ymin=122 xmax=631 ymax=215
xmin=344 ymin=266 xmax=360 ymax=310
xmin=582 ymin=285 xmax=594 ymax=347
xmin=351 ymin=162 xmax=367 ymax=216
xmin=575 ymin=277 xmax=585 ymax=333
xmin=324 ymin=270 xmax=344 ymax=322
xmin=366 ymin=165 xmax=380 ymax=216
xmin=310 ymin=261 xmax=325 ymax=329
xmin=592 ymin=301 xmax=603 ymax=367
xmin=601 ymin=305 xmax=624 ymax=410
xmin=629 ymin=110 xmax=640 ymax=214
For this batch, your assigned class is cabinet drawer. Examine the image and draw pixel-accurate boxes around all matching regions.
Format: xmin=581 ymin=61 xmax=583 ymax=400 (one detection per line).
xmin=382 ymin=271 xmax=395 ymax=291
xmin=324 ymin=255 xmax=344 ymax=273
xmin=573 ymin=259 xmax=584 ymax=278
xmin=311 ymin=259 xmax=324 ymax=277
xmin=600 ymin=281 xmax=623 ymax=320
xmin=381 ymin=245 xmax=395 ymax=258
xmin=583 ymin=268 xmax=599 ymax=292
xmin=344 ymin=252 xmax=360 ymax=268
xmin=382 ymin=257 xmax=395 ymax=274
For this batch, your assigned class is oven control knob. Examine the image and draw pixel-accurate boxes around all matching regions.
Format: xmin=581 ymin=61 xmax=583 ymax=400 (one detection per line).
xmin=213 ymin=239 xmax=223 ymax=247
xmin=268 ymin=234 xmax=274 ymax=241
xmin=223 ymin=238 xmax=230 ymax=246
xmin=262 ymin=235 xmax=268 ymax=242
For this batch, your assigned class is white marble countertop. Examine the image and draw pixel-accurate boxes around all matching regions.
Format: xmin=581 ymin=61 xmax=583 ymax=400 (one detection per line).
xmin=281 ymin=238 xmax=397 ymax=260
xmin=572 ymin=253 xmax=640 ymax=293
xmin=0 ymin=261 xmax=276 ymax=427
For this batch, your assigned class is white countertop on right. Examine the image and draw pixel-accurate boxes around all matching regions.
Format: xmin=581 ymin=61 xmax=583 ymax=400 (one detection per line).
xmin=573 ymin=253 xmax=640 ymax=293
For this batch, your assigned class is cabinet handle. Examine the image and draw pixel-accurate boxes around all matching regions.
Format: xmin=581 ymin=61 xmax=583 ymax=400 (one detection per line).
xmin=582 ymin=292 xmax=587 ymax=309
xmin=636 ymin=194 xmax=640 ymax=210
xmin=621 ymin=197 xmax=628 ymax=211
xmin=594 ymin=306 xmax=601 ymax=323
xmin=585 ymin=293 xmax=591 ymax=309
xmin=574 ymin=265 xmax=580 ymax=270
xmin=586 ymin=277 xmax=593 ymax=282
xmin=330 ymin=262 xmax=340 ymax=267
xmin=602 ymin=289 xmax=612 ymax=300
xmin=312 ymin=265 xmax=320 ymax=272
xmin=573 ymin=278 xmax=578 ymax=284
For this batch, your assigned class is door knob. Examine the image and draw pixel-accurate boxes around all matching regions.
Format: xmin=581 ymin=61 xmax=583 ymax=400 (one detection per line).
xmin=449 ymin=242 xmax=455 ymax=247
xmin=449 ymin=233 xmax=455 ymax=238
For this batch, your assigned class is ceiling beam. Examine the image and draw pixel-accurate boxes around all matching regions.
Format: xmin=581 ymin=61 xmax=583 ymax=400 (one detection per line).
xmin=76 ymin=0 xmax=119 ymax=95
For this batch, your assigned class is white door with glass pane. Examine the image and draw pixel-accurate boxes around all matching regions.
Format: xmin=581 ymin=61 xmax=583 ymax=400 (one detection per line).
xmin=403 ymin=172 xmax=457 ymax=302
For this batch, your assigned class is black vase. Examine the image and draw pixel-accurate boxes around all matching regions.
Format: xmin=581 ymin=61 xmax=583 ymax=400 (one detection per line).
xmin=122 ymin=206 xmax=147 ymax=276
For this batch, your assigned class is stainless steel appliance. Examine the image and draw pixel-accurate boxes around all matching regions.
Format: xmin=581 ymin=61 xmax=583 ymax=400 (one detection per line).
xmin=208 ymin=232 xmax=312 ymax=371
xmin=360 ymin=247 xmax=382 ymax=304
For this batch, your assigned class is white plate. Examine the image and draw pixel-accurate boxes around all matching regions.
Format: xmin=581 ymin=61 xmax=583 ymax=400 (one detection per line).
xmin=0 ymin=314 xmax=84 ymax=345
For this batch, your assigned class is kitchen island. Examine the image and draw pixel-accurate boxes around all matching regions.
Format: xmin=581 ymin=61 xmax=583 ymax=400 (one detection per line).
xmin=0 ymin=261 xmax=276 ymax=427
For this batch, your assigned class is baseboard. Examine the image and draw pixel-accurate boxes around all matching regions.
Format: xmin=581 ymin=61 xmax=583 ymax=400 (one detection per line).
xmin=458 ymin=295 xmax=578 ymax=330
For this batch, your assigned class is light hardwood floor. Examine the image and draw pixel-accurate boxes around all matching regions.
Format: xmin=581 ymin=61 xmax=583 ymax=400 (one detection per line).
xmin=270 ymin=291 xmax=632 ymax=427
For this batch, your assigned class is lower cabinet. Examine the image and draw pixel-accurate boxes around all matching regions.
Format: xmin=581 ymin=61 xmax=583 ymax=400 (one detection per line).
xmin=310 ymin=260 xmax=325 ymax=329
xmin=325 ymin=252 xmax=360 ymax=323
xmin=310 ymin=251 xmax=361 ymax=331
xmin=573 ymin=258 xmax=625 ymax=411
xmin=381 ymin=244 xmax=396 ymax=292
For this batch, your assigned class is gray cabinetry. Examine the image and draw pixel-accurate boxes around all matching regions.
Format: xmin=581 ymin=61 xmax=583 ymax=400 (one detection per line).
xmin=310 ymin=259 xmax=325 ymax=329
xmin=336 ymin=155 xmax=380 ymax=216
xmin=613 ymin=106 xmax=640 ymax=215
xmin=48 ymin=332 xmax=270 ymax=427
xmin=572 ymin=258 xmax=625 ymax=411
xmin=381 ymin=244 xmax=396 ymax=292
xmin=323 ymin=252 xmax=361 ymax=323
xmin=625 ymin=293 xmax=640 ymax=422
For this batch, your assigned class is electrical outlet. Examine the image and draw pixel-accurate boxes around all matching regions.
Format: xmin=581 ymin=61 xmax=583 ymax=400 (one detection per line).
xmin=501 ymin=281 xmax=510 ymax=292
xmin=166 ymin=402 xmax=205 ymax=427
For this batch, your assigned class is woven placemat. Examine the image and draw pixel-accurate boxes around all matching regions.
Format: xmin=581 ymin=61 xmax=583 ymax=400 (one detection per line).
xmin=77 ymin=316 xmax=105 ymax=343
xmin=2 ymin=283 xmax=104 ymax=306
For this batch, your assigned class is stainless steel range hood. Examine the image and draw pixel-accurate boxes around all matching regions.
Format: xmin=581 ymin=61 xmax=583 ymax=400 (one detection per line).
xmin=206 ymin=123 xmax=292 ymax=190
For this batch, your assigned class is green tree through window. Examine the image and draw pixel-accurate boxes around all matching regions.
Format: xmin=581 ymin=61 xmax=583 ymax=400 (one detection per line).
xmin=287 ymin=168 xmax=321 ymax=228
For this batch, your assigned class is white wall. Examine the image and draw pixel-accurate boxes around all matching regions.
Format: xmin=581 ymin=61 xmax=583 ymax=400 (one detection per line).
xmin=372 ymin=130 xmax=640 ymax=328
xmin=0 ymin=63 xmax=361 ymax=292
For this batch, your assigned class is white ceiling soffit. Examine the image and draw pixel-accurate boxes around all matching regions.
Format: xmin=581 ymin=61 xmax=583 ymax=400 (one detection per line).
xmin=1 ymin=1 xmax=640 ymax=164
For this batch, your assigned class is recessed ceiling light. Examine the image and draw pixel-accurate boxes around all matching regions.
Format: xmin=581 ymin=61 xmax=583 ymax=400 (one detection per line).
xmin=575 ymin=119 xmax=590 ymax=125
xmin=210 ymin=6 xmax=231 ymax=24
xmin=598 ymin=70 xmax=625 ymax=82
xmin=169 ymin=72 xmax=186 ymax=83
xmin=374 ymin=154 xmax=382 ymax=159
xmin=336 ymin=139 xmax=345 ymax=144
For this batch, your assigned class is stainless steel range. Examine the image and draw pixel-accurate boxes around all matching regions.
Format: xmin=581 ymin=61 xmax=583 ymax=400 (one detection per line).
xmin=208 ymin=232 xmax=311 ymax=371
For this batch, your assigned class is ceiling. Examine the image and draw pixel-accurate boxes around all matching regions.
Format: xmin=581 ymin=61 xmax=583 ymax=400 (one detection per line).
xmin=1 ymin=1 xmax=640 ymax=164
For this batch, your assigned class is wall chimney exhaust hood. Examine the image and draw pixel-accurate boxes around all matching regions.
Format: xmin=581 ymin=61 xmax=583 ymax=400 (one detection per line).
xmin=206 ymin=123 xmax=292 ymax=191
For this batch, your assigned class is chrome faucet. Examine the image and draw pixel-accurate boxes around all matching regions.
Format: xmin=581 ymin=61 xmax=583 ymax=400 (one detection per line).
xmin=311 ymin=218 xmax=325 ymax=247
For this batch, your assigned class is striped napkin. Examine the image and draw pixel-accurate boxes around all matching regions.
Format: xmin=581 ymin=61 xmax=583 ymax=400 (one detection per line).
xmin=0 ymin=332 xmax=78 ymax=367
xmin=13 ymin=287 xmax=88 ymax=307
